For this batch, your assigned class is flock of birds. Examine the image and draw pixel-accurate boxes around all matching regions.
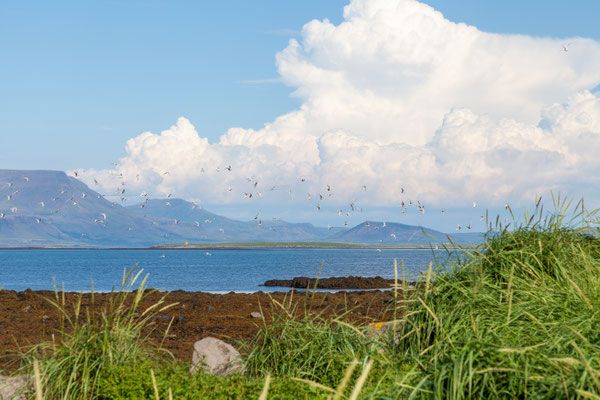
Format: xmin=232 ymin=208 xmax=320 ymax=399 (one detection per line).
xmin=0 ymin=163 xmax=516 ymax=245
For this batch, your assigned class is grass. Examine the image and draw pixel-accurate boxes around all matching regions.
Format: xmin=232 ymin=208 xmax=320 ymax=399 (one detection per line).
xmin=9 ymin=194 xmax=600 ymax=398
xmin=392 ymin=194 xmax=600 ymax=398
xmin=18 ymin=266 xmax=177 ymax=399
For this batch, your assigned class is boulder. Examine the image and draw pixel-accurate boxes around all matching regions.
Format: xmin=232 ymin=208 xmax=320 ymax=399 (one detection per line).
xmin=189 ymin=337 xmax=243 ymax=376
xmin=0 ymin=374 xmax=29 ymax=400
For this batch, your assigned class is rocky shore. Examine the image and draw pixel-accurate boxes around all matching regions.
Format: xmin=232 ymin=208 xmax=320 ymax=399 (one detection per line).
xmin=262 ymin=275 xmax=415 ymax=289
xmin=0 ymin=288 xmax=396 ymax=373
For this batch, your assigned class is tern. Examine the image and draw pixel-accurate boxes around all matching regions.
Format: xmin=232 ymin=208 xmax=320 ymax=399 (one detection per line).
xmin=40 ymin=202 xmax=45 ymax=208
xmin=35 ymin=218 xmax=41 ymax=223
xmin=24 ymin=177 xmax=29 ymax=182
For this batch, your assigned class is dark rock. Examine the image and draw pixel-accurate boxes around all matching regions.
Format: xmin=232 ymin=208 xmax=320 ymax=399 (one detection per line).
xmin=262 ymin=276 xmax=413 ymax=289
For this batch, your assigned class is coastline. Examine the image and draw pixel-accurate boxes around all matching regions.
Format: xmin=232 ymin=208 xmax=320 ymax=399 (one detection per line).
xmin=0 ymin=242 xmax=472 ymax=250
xmin=0 ymin=288 xmax=395 ymax=373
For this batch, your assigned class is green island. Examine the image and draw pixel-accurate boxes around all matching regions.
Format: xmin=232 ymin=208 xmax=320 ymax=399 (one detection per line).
xmin=153 ymin=241 xmax=475 ymax=250
xmin=4 ymin=196 xmax=600 ymax=399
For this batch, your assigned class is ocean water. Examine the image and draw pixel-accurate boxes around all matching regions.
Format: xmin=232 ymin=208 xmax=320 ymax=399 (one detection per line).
xmin=0 ymin=248 xmax=452 ymax=292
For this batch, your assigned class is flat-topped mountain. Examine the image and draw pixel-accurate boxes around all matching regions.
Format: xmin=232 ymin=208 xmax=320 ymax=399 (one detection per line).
xmin=0 ymin=169 xmax=482 ymax=247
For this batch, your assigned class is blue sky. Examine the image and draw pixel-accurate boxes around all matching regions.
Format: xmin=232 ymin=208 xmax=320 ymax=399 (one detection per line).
xmin=1 ymin=0 xmax=600 ymax=231
xmin=1 ymin=0 xmax=598 ymax=171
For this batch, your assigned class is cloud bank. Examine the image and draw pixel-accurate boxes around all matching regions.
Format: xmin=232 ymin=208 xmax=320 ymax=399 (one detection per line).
xmin=81 ymin=0 xmax=600 ymax=212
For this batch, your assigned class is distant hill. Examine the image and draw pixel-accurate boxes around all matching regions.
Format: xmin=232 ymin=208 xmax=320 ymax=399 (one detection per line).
xmin=325 ymin=221 xmax=482 ymax=245
xmin=0 ymin=169 xmax=483 ymax=247
xmin=0 ymin=170 xmax=188 ymax=247
xmin=126 ymin=199 xmax=346 ymax=242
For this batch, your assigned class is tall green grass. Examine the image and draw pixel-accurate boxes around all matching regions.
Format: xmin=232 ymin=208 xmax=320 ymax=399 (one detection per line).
xmin=393 ymin=195 xmax=600 ymax=399
xmin=20 ymin=266 xmax=176 ymax=399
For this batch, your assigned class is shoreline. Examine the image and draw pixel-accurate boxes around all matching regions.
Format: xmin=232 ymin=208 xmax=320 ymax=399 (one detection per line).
xmin=0 ymin=287 xmax=395 ymax=373
xmin=0 ymin=244 xmax=469 ymax=250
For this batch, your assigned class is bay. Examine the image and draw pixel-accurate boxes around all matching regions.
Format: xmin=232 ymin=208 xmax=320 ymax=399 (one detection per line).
xmin=0 ymin=248 xmax=450 ymax=292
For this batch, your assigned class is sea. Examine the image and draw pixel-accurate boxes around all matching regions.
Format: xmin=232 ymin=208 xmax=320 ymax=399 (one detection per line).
xmin=0 ymin=248 xmax=453 ymax=293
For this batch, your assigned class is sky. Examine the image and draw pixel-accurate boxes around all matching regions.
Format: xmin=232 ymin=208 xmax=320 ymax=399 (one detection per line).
xmin=2 ymin=0 xmax=600 ymax=231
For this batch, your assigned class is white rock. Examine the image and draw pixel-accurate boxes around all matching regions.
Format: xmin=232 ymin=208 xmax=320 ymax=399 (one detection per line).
xmin=250 ymin=312 xmax=263 ymax=319
xmin=189 ymin=337 xmax=243 ymax=376
xmin=0 ymin=374 xmax=29 ymax=400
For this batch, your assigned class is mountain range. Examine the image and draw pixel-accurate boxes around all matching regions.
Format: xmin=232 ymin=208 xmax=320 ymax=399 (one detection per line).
xmin=0 ymin=169 xmax=482 ymax=247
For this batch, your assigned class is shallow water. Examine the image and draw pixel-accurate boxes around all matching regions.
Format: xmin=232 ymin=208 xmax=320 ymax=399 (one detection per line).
xmin=0 ymin=248 xmax=450 ymax=292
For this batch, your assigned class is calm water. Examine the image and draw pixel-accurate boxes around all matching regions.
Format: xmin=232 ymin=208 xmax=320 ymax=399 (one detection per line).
xmin=0 ymin=249 xmax=449 ymax=292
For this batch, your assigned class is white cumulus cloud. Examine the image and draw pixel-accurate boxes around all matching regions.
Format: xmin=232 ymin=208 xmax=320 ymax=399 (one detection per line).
xmin=80 ymin=0 xmax=600 ymax=216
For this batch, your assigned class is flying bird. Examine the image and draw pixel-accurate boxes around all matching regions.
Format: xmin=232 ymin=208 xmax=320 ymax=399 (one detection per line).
xmin=563 ymin=42 xmax=571 ymax=52
xmin=40 ymin=202 xmax=45 ymax=208
xmin=24 ymin=177 xmax=29 ymax=182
